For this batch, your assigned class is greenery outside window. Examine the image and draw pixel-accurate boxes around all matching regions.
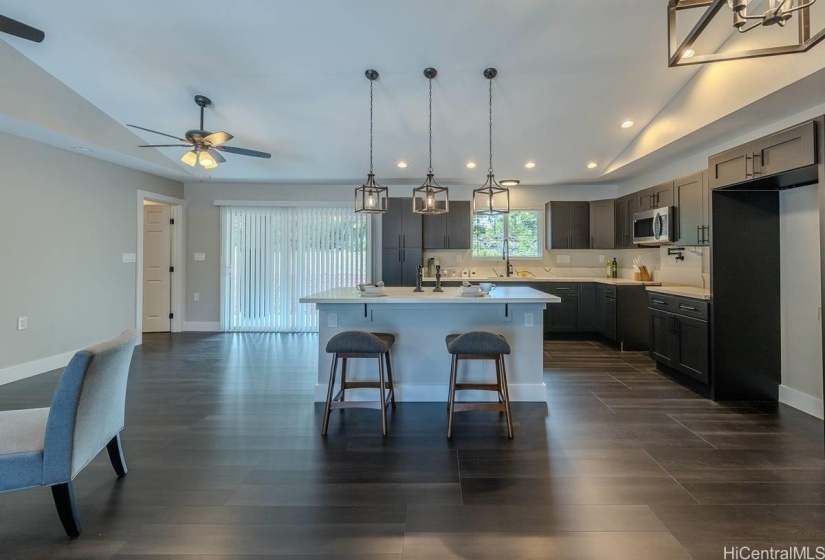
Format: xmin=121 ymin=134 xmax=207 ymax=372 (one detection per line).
xmin=472 ymin=209 xmax=542 ymax=259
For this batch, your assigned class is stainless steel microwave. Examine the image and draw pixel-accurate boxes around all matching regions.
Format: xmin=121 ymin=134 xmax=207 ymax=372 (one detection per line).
xmin=632 ymin=206 xmax=674 ymax=246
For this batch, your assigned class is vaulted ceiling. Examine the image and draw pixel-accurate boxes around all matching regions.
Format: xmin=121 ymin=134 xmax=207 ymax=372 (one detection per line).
xmin=1 ymin=0 xmax=824 ymax=185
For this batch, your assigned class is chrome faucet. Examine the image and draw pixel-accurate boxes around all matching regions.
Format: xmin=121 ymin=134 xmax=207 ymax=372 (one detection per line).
xmin=502 ymin=239 xmax=514 ymax=277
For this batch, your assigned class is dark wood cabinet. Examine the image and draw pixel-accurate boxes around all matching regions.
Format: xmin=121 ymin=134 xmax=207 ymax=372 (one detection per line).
xmin=604 ymin=296 xmax=617 ymax=340
xmin=636 ymin=187 xmax=656 ymax=211
xmin=422 ymin=201 xmax=471 ymax=250
xmin=595 ymin=284 xmax=605 ymax=333
xmin=381 ymin=198 xmax=423 ymax=286
xmin=547 ymin=201 xmax=590 ymax=249
xmin=578 ymin=283 xmax=598 ymax=331
xmin=652 ymin=181 xmax=674 ymax=208
xmin=674 ymin=171 xmax=704 ymax=246
xmin=709 ymin=121 xmax=817 ymax=189
xmin=546 ymin=294 xmax=579 ymax=333
xmin=614 ymin=194 xmax=638 ymax=248
xmin=648 ymin=293 xmax=710 ymax=384
xmin=589 ymin=200 xmax=615 ymax=249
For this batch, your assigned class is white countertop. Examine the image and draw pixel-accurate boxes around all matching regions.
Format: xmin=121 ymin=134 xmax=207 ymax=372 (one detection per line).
xmin=646 ymin=285 xmax=712 ymax=300
xmin=300 ymin=286 xmax=561 ymax=304
xmin=423 ymin=276 xmax=659 ymax=286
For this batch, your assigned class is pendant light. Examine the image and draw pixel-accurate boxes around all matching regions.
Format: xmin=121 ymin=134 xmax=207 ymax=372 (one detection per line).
xmin=355 ymin=69 xmax=389 ymax=214
xmin=473 ymin=68 xmax=510 ymax=215
xmin=413 ymin=68 xmax=449 ymax=215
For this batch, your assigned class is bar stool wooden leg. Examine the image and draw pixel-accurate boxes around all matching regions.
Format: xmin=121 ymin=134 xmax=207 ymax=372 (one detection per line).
xmin=385 ymin=351 xmax=396 ymax=408
xmin=495 ymin=357 xmax=504 ymax=408
xmin=499 ymin=356 xmax=514 ymax=439
xmin=378 ymin=356 xmax=388 ymax=436
xmin=339 ymin=357 xmax=348 ymax=401
xmin=322 ymin=354 xmax=339 ymax=436
xmin=447 ymin=354 xmax=458 ymax=439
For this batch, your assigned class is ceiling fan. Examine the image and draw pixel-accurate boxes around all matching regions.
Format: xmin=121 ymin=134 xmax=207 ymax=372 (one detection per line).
xmin=0 ymin=14 xmax=45 ymax=42
xmin=128 ymin=95 xmax=271 ymax=170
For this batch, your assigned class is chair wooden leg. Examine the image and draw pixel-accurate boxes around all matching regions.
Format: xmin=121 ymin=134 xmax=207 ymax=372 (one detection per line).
xmin=321 ymin=354 xmax=339 ymax=436
xmin=447 ymin=354 xmax=458 ymax=439
xmin=106 ymin=433 xmax=128 ymax=477
xmin=378 ymin=356 xmax=388 ymax=436
xmin=340 ymin=357 xmax=348 ymax=402
xmin=495 ymin=357 xmax=504 ymax=408
xmin=385 ymin=351 xmax=396 ymax=408
xmin=51 ymin=482 xmax=82 ymax=538
xmin=499 ymin=356 xmax=514 ymax=439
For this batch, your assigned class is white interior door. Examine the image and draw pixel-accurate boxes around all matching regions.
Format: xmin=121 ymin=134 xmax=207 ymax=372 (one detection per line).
xmin=143 ymin=204 xmax=172 ymax=332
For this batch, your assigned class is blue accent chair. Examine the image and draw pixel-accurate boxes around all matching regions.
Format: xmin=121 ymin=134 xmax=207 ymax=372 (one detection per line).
xmin=0 ymin=330 xmax=138 ymax=537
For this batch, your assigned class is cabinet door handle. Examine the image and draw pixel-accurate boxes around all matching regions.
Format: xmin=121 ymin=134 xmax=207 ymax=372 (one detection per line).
xmin=745 ymin=154 xmax=753 ymax=178
xmin=591 ymin=236 xmax=594 ymax=249
xmin=652 ymin=298 xmax=667 ymax=305
xmin=752 ymin=152 xmax=762 ymax=176
xmin=555 ymin=287 xmax=572 ymax=291
xmin=398 ymin=249 xmax=402 ymax=263
xmin=703 ymin=225 xmax=709 ymax=245
xmin=447 ymin=235 xmax=450 ymax=248
xmin=679 ymin=304 xmax=697 ymax=311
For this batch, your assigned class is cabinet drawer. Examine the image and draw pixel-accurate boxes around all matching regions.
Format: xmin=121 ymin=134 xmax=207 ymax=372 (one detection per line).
xmin=647 ymin=293 xmax=709 ymax=320
xmin=545 ymin=283 xmax=578 ymax=294
xmin=603 ymin=284 xmax=616 ymax=298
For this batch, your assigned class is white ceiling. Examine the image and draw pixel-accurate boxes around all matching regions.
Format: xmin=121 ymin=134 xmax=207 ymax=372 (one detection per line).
xmin=1 ymin=0 xmax=824 ymax=185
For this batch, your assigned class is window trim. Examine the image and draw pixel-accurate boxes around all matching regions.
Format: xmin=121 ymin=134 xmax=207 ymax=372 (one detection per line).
xmin=472 ymin=207 xmax=544 ymax=261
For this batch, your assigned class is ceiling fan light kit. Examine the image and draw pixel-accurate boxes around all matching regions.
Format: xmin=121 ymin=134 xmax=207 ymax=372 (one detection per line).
xmin=129 ymin=94 xmax=271 ymax=171
xmin=667 ymin=0 xmax=824 ymax=66
xmin=473 ymin=68 xmax=511 ymax=216
xmin=355 ymin=69 xmax=389 ymax=214
xmin=413 ymin=67 xmax=449 ymax=215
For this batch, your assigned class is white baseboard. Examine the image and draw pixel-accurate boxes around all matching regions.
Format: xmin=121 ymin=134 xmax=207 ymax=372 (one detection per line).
xmin=313 ymin=382 xmax=547 ymax=403
xmin=184 ymin=322 xmax=221 ymax=332
xmin=0 ymin=350 xmax=76 ymax=386
xmin=779 ymin=384 xmax=824 ymax=420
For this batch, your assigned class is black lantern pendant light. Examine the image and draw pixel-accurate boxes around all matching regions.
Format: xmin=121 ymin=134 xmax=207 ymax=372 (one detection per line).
xmin=355 ymin=69 xmax=389 ymax=214
xmin=473 ymin=68 xmax=510 ymax=215
xmin=413 ymin=67 xmax=449 ymax=215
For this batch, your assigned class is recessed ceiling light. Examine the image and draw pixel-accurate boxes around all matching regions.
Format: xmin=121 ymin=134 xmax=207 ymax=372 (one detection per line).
xmin=621 ymin=120 xmax=635 ymax=129
xmin=72 ymin=146 xmax=93 ymax=152
xmin=587 ymin=162 xmax=598 ymax=169
xmin=682 ymin=49 xmax=696 ymax=59
xmin=465 ymin=161 xmax=476 ymax=169
xmin=499 ymin=179 xmax=520 ymax=187
xmin=524 ymin=161 xmax=536 ymax=169
xmin=396 ymin=161 xmax=408 ymax=169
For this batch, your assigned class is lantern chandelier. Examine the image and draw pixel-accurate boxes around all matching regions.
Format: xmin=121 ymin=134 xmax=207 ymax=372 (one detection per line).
xmin=667 ymin=0 xmax=824 ymax=66
xmin=472 ymin=68 xmax=511 ymax=215
xmin=354 ymin=69 xmax=389 ymax=214
xmin=413 ymin=68 xmax=449 ymax=215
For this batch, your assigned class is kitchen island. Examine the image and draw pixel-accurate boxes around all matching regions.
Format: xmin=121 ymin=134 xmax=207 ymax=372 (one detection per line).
xmin=299 ymin=286 xmax=559 ymax=402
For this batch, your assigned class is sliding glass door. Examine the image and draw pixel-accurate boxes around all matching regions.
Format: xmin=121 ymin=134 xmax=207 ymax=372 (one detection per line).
xmin=221 ymin=206 xmax=370 ymax=332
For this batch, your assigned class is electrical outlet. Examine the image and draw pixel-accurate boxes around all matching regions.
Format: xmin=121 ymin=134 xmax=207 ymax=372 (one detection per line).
xmin=524 ymin=313 xmax=534 ymax=327
xmin=599 ymin=255 xmax=605 ymax=263
xmin=17 ymin=316 xmax=27 ymax=330
xmin=556 ymin=254 xmax=571 ymax=264
xmin=194 ymin=253 xmax=206 ymax=261
xmin=194 ymin=293 xmax=200 ymax=302
xmin=122 ymin=253 xmax=136 ymax=263
xmin=328 ymin=313 xmax=338 ymax=328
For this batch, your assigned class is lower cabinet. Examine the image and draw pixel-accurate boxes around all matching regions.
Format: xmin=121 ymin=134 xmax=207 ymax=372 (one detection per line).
xmin=648 ymin=294 xmax=710 ymax=384
xmin=381 ymin=248 xmax=422 ymax=287
xmin=604 ymin=295 xmax=617 ymax=340
xmin=543 ymin=283 xmax=579 ymax=333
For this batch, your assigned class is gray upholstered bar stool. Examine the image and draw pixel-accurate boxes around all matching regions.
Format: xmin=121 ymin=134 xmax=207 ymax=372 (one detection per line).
xmin=445 ymin=331 xmax=514 ymax=439
xmin=322 ymin=331 xmax=396 ymax=437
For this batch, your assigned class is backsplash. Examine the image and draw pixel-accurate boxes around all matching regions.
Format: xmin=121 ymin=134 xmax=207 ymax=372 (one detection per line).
xmin=656 ymin=245 xmax=710 ymax=288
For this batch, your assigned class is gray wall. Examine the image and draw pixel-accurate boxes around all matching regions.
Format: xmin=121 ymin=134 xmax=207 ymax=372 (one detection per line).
xmin=0 ymin=131 xmax=183 ymax=375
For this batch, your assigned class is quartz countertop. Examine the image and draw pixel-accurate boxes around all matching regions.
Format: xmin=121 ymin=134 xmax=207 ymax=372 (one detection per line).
xmin=300 ymin=286 xmax=560 ymax=304
xmin=646 ymin=285 xmax=712 ymax=300
xmin=422 ymin=276 xmax=660 ymax=286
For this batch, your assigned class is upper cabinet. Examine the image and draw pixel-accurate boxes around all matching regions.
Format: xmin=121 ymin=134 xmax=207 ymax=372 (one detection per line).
xmin=547 ymin=201 xmax=590 ymax=250
xmin=637 ymin=181 xmax=674 ymax=211
xmin=674 ymin=171 xmax=709 ymax=247
xmin=382 ymin=198 xmax=422 ymax=249
xmin=422 ymin=201 xmax=471 ymax=250
xmin=614 ymin=194 xmax=637 ymax=249
xmin=589 ymin=199 xmax=615 ymax=250
xmin=709 ymin=121 xmax=817 ymax=189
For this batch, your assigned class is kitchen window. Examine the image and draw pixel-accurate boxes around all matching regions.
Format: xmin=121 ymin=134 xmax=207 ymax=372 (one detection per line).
xmin=472 ymin=209 xmax=542 ymax=259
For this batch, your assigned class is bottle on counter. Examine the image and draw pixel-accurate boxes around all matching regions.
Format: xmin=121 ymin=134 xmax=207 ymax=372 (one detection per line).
xmin=606 ymin=259 xmax=612 ymax=279
xmin=611 ymin=257 xmax=618 ymax=279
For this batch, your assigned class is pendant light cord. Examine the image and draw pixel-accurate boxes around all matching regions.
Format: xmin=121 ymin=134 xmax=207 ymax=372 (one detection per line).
xmin=488 ymin=78 xmax=493 ymax=174
xmin=369 ymin=79 xmax=374 ymax=175
xmin=428 ymin=77 xmax=434 ymax=174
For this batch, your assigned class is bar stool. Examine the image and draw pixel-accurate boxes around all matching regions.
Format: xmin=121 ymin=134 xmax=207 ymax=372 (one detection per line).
xmin=322 ymin=331 xmax=396 ymax=437
xmin=445 ymin=331 xmax=513 ymax=439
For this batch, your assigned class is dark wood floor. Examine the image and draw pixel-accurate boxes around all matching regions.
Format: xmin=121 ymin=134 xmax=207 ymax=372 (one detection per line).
xmin=0 ymin=334 xmax=823 ymax=559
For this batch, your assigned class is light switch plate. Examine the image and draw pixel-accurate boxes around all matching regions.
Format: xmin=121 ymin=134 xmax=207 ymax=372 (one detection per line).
xmin=556 ymin=254 xmax=571 ymax=264
xmin=17 ymin=316 xmax=27 ymax=330
xmin=122 ymin=253 xmax=136 ymax=263
xmin=599 ymin=255 xmax=605 ymax=263
xmin=194 ymin=253 xmax=206 ymax=261
xmin=194 ymin=293 xmax=200 ymax=302
xmin=524 ymin=313 xmax=534 ymax=327
xmin=328 ymin=313 xmax=338 ymax=328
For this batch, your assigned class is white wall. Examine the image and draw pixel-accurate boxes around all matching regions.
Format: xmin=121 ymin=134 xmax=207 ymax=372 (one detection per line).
xmin=0 ymin=132 xmax=183 ymax=383
xmin=779 ymin=184 xmax=824 ymax=419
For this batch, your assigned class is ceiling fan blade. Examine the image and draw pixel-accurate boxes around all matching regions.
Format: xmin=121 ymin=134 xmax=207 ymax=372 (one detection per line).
xmin=207 ymin=148 xmax=226 ymax=163
xmin=0 ymin=15 xmax=45 ymax=43
xmin=216 ymin=146 xmax=272 ymax=159
xmin=127 ymin=124 xmax=189 ymax=143
xmin=203 ymin=131 xmax=233 ymax=146
xmin=138 ymin=144 xmax=191 ymax=148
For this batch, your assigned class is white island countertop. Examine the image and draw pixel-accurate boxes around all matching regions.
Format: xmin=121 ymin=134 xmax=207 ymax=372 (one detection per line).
xmin=300 ymin=286 xmax=560 ymax=304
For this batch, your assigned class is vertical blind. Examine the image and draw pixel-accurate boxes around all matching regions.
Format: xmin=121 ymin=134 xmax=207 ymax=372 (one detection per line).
xmin=221 ymin=206 xmax=370 ymax=332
